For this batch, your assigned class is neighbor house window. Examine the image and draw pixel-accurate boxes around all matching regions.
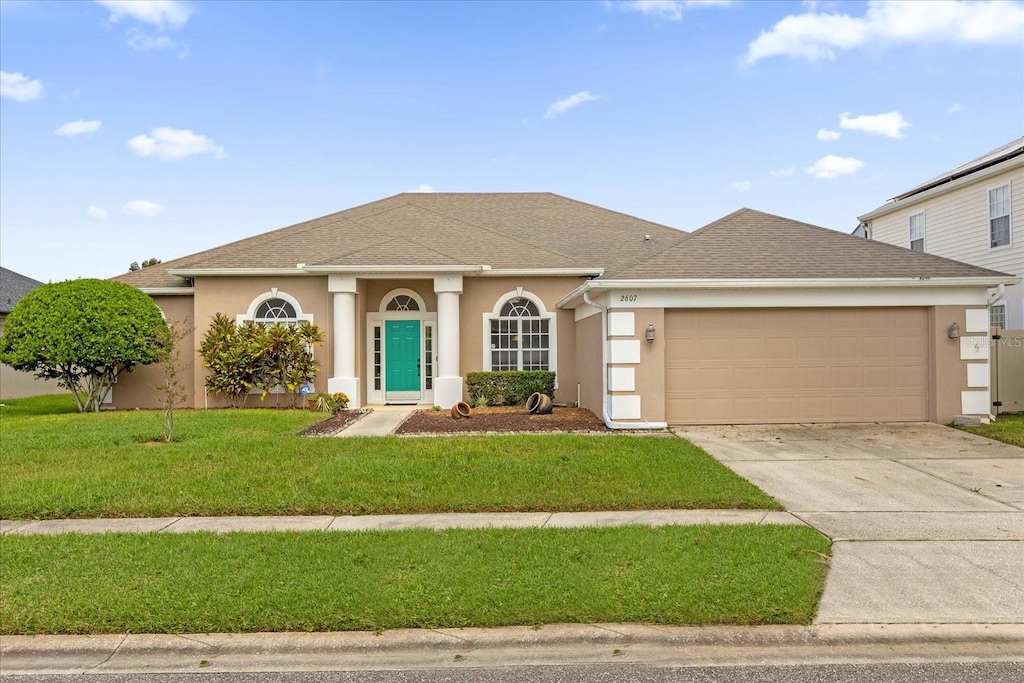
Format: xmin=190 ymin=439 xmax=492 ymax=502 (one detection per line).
xmin=991 ymin=304 xmax=1006 ymax=330
xmin=909 ymin=212 xmax=925 ymax=252
xmin=489 ymin=296 xmax=550 ymax=371
xmin=989 ymin=184 xmax=1011 ymax=248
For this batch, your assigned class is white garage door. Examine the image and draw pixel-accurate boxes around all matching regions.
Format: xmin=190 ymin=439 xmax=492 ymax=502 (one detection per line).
xmin=665 ymin=308 xmax=929 ymax=424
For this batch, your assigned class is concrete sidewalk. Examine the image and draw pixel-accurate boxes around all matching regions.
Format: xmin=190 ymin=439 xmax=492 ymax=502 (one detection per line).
xmin=2 ymin=624 xmax=1021 ymax=674
xmin=0 ymin=509 xmax=802 ymax=536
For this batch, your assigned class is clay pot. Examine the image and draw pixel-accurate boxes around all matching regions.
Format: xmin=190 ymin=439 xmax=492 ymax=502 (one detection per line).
xmin=451 ymin=401 xmax=472 ymax=418
xmin=526 ymin=392 xmax=553 ymax=415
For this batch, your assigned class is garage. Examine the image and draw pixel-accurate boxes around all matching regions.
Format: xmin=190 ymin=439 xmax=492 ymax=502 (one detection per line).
xmin=664 ymin=307 xmax=930 ymax=424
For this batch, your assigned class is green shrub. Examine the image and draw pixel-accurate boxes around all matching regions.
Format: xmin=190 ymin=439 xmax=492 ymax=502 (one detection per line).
xmin=311 ymin=392 xmax=349 ymax=414
xmin=465 ymin=371 xmax=555 ymax=406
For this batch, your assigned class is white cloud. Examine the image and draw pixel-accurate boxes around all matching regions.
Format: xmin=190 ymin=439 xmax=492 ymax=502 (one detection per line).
xmin=122 ymin=200 xmax=164 ymax=217
xmin=816 ymin=128 xmax=841 ymax=141
xmin=769 ymin=167 xmax=795 ymax=177
xmin=86 ymin=205 xmax=109 ymax=220
xmin=731 ymin=180 xmax=752 ymax=192
xmin=613 ymin=1 xmax=734 ymax=22
xmin=805 ymin=155 xmax=864 ymax=179
xmin=0 ymin=70 xmax=44 ymax=102
xmin=128 ymin=127 xmax=225 ymax=160
xmin=744 ymin=1 xmax=1024 ymax=65
xmin=408 ymin=184 xmax=436 ymax=193
xmin=126 ymin=28 xmax=178 ymax=51
xmin=839 ymin=111 xmax=910 ymax=139
xmin=947 ymin=102 xmax=967 ymax=114
xmin=95 ymin=0 xmax=192 ymax=29
xmin=545 ymin=91 xmax=602 ymax=119
xmin=54 ymin=120 xmax=102 ymax=137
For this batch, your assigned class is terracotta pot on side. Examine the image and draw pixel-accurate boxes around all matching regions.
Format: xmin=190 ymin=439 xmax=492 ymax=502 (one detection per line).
xmin=526 ymin=392 xmax=553 ymax=415
xmin=451 ymin=401 xmax=472 ymax=418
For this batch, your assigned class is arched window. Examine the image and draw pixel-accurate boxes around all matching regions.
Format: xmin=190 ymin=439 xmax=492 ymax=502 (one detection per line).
xmin=239 ymin=290 xmax=313 ymax=325
xmin=487 ymin=292 xmax=552 ymax=372
xmin=254 ymin=298 xmax=298 ymax=323
xmin=385 ymin=294 xmax=420 ymax=311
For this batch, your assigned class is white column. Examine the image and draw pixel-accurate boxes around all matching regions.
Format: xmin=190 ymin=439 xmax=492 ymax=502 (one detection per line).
xmin=433 ymin=275 xmax=463 ymax=408
xmin=327 ymin=275 xmax=361 ymax=408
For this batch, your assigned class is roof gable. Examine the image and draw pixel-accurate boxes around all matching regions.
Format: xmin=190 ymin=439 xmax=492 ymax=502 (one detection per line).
xmin=0 ymin=267 xmax=44 ymax=313
xmin=611 ymin=208 xmax=1010 ymax=280
xmin=113 ymin=193 xmax=687 ymax=287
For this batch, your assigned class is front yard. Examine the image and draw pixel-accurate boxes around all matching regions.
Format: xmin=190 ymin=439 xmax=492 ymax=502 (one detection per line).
xmin=0 ymin=395 xmax=827 ymax=635
xmin=0 ymin=396 xmax=778 ymax=519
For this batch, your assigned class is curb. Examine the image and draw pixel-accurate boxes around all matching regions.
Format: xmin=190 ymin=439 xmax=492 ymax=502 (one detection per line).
xmin=3 ymin=623 xmax=1023 ymax=674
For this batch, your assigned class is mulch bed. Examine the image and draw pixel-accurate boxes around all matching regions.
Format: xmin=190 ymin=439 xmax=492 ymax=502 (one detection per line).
xmin=395 ymin=406 xmax=609 ymax=435
xmin=299 ymin=410 xmax=370 ymax=436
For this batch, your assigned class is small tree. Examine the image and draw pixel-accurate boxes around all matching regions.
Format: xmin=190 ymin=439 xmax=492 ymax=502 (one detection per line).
xmin=129 ymin=258 xmax=162 ymax=272
xmin=153 ymin=319 xmax=192 ymax=442
xmin=0 ymin=279 xmax=168 ymax=412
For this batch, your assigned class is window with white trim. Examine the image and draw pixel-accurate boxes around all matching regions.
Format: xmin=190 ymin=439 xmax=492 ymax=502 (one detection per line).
xmin=239 ymin=291 xmax=313 ymax=326
xmin=254 ymin=298 xmax=298 ymax=323
xmin=489 ymin=297 xmax=550 ymax=371
xmin=989 ymin=184 xmax=1011 ymax=248
xmin=909 ymin=212 xmax=925 ymax=252
xmin=991 ymin=304 xmax=1006 ymax=330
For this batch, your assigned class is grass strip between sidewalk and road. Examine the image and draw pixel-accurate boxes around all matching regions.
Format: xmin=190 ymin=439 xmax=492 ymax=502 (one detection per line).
xmin=0 ymin=525 xmax=829 ymax=634
xmin=0 ymin=397 xmax=779 ymax=518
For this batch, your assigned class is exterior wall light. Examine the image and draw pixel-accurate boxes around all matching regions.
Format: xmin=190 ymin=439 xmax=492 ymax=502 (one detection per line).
xmin=645 ymin=323 xmax=656 ymax=343
xmin=947 ymin=322 xmax=960 ymax=339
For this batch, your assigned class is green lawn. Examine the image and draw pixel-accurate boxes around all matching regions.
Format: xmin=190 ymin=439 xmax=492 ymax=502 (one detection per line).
xmin=958 ymin=413 xmax=1024 ymax=448
xmin=0 ymin=395 xmax=779 ymax=518
xmin=0 ymin=525 xmax=829 ymax=634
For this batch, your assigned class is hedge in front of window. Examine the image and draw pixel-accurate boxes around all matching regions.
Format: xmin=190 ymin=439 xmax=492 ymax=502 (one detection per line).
xmin=466 ymin=371 xmax=556 ymax=406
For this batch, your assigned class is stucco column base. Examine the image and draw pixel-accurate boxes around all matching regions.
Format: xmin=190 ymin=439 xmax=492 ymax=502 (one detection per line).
xmin=328 ymin=377 xmax=362 ymax=409
xmin=433 ymin=376 xmax=464 ymax=409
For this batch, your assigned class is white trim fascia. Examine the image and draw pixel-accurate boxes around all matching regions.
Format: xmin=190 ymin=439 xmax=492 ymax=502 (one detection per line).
xmin=557 ymin=276 xmax=1022 ymax=308
xmin=168 ymin=268 xmax=307 ymax=277
xmin=141 ymin=287 xmax=195 ymax=296
xmin=857 ymin=155 xmax=1024 ymax=222
xmin=481 ymin=268 xmax=603 ymax=277
xmin=302 ymin=265 xmax=487 ymax=274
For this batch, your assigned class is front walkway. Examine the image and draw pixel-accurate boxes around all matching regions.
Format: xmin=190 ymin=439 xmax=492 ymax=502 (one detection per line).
xmin=0 ymin=509 xmax=802 ymax=536
xmin=333 ymin=406 xmax=415 ymax=437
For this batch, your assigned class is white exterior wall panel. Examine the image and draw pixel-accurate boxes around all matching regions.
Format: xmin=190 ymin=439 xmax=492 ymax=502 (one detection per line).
xmin=867 ymin=164 xmax=1024 ymax=328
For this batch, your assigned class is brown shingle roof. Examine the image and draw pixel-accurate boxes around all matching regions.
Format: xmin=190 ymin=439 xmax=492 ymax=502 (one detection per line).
xmin=610 ymin=208 xmax=1011 ymax=280
xmin=113 ymin=193 xmax=687 ymax=287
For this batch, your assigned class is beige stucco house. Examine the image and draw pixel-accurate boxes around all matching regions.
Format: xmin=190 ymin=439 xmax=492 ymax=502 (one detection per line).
xmin=113 ymin=193 xmax=1017 ymax=426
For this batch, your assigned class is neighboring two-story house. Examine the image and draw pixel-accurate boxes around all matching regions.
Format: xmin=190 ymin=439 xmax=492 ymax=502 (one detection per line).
xmin=857 ymin=137 xmax=1024 ymax=330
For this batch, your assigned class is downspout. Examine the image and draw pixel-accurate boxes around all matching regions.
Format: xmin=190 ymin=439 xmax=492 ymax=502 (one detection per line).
xmin=583 ymin=290 xmax=668 ymax=430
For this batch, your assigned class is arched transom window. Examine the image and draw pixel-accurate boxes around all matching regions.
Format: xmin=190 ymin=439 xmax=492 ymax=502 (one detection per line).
xmin=254 ymin=298 xmax=298 ymax=323
xmin=489 ymin=295 xmax=550 ymax=371
xmin=239 ymin=290 xmax=312 ymax=326
xmin=385 ymin=294 xmax=420 ymax=311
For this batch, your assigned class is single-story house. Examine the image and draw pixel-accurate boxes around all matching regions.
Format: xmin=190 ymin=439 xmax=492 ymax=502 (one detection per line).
xmin=113 ymin=193 xmax=1018 ymax=426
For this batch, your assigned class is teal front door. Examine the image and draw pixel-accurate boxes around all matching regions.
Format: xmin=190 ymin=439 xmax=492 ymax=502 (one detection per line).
xmin=385 ymin=320 xmax=421 ymax=399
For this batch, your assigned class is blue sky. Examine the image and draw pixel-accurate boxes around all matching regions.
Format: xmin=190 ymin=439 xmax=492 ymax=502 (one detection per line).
xmin=2 ymin=0 xmax=1022 ymax=283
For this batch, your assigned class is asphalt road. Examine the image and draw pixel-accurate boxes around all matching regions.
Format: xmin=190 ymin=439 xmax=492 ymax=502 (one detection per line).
xmin=4 ymin=663 xmax=1024 ymax=683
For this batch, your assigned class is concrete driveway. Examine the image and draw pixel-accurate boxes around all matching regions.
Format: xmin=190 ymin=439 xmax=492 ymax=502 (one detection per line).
xmin=674 ymin=423 xmax=1024 ymax=625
